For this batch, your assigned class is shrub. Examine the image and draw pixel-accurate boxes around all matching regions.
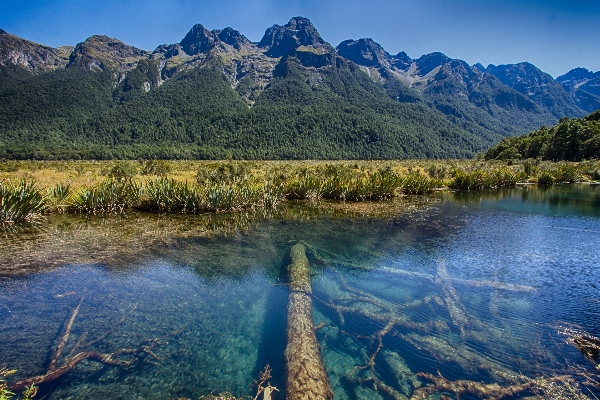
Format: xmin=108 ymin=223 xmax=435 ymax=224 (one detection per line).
xmin=400 ymin=173 xmax=440 ymax=195
xmin=107 ymin=161 xmax=138 ymax=179
xmin=46 ymin=183 xmax=72 ymax=213
xmin=140 ymin=160 xmax=171 ymax=176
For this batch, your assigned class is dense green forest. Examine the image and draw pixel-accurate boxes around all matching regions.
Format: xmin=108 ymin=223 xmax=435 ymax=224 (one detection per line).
xmin=0 ymin=53 xmax=503 ymax=160
xmin=484 ymin=111 xmax=600 ymax=161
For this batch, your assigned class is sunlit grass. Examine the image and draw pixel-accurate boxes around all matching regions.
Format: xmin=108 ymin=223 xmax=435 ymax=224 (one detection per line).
xmin=0 ymin=180 xmax=48 ymax=224
xmin=1 ymin=159 xmax=598 ymax=222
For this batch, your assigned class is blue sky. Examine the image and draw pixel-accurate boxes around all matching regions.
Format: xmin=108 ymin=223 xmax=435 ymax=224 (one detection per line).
xmin=1 ymin=0 xmax=599 ymax=77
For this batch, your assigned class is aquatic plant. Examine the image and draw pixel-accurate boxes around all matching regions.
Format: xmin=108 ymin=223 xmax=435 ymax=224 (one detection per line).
xmin=46 ymin=183 xmax=72 ymax=213
xmin=538 ymin=171 xmax=555 ymax=185
xmin=489 ymin=167 xmax=525 ymax=188
xmin=0 ymin=369 xmax=37 ymax=400
xmin=400 ymin=173 xmax=440 ymax=195
xmin=285 ymin=168 xmax=324 ymax=200
xmin=448 ymin=169 xmax=490 ymax=190
xmin=0 ymin=180 xmax=47 ymax=223
xmin=552 ymin=163 xmax=582 ymax=184
xmin=262 ymin=180 xmax=284 ymax=208
xmin=367 ymin=167 xmax=404 ymax=198
xmin=141 ymin=178 xmax=204 ymax=213
xmin=206 ymin=183 xmax=239 ymax=212
xmin=70 ymin=179 xmax=141 ymax=213
xmin=449 ymin=168 xmax=525 ymax=190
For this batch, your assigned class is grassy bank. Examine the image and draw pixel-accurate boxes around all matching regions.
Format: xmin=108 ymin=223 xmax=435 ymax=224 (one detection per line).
xmin=1 ymin=159 xmax=599 ymax=224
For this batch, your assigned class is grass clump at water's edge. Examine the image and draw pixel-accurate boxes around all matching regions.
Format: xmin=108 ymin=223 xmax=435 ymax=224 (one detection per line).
xmin=1 ymin=159 xmax=598 ymax=221
xmin=0 ymin=180 xmax=47 ymax=224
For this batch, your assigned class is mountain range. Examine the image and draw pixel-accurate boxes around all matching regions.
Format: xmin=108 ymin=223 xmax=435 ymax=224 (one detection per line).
xmin=1 ymin=18 xmax=598 ymax=160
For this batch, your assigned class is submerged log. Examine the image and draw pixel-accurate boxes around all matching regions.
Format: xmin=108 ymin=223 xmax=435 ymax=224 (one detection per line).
xmin=285 ymin=243 xmax=333 ymax=400
xmin=379 ymin=266 xmax=536 ymax=292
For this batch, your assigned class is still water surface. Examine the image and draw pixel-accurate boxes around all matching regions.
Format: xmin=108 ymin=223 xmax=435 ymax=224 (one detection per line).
xmin=1 ymin=184 xmax=599 ymax=399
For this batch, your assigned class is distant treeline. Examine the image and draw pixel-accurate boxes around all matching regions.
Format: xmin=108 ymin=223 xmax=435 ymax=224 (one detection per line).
xmin=485 ymin=111 xmax=600 ymax=161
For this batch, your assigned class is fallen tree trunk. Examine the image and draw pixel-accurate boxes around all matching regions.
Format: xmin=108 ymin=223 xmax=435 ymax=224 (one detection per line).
xmin=285 ymin=243 xmax=333 ymax=400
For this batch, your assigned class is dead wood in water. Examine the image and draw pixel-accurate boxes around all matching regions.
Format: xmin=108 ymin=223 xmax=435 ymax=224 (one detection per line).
xmin=411 ymin=372 xmax=573 ymax=400
xmin=285 ymin=243 xmax=333 ymax=400
xmin=48 ymin=296 xmax=83 ymax=371
xmin=379 ymin=266 xmax=536 ymax=292
xmin=9 ymin=298 xmax=173 ymax=393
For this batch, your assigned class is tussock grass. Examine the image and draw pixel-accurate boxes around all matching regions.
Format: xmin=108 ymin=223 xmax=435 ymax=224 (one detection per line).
xmin=0 ymin=159 xmax=596 ymax=222
xmin=0 ymin=180 xmax=47 ymax=224
xmin=70 ymin=179 xmax=142 ymax=213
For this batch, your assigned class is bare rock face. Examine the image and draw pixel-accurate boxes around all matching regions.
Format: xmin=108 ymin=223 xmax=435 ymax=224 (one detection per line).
xmin=178 ymin=24 xmax=253 ymax=56
xmin=0 ymin=29 xmax=70 ymax=73
xmin=68 ymin=35 xmax=149 ymax=71
xmin=259 ymin=17 xmax=334 ymax=58
xmin=337 ymin=38 xmax=391 ymax=67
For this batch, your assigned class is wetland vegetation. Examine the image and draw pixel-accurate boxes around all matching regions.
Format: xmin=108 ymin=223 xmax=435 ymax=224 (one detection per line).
xmin=2 ymin=159 xmax=599 ymax=225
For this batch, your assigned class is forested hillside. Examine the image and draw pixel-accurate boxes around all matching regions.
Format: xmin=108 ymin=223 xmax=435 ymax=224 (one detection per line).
xmin=484 ymin=111 xmax=600 ymax=161
xmin=0 ymin=18 xmax=598 ymax=160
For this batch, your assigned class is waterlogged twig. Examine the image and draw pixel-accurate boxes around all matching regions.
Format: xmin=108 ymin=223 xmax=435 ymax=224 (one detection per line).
xmin=411 ymin=372 xmax=573 ymax=400
xmin=9 ymin=300 xmax=175 ymax=394
xmin=48 ymin=297 xmax=84 ymax=371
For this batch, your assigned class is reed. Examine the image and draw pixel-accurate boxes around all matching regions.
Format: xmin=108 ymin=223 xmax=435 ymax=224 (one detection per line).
xmin=0 ymin=180 xmax=47 ymax=223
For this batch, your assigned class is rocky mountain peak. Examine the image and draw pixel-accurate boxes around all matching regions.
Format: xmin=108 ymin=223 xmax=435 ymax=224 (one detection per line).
xmin=178 ymin=24 xmax=252 ymax=56
xmin=486 ymin=62 xmax=585 ymax=118
xmin=557 ymin=67 xmax=596 ymax=84
xmin=215 ymin=27 xmax=251 ymax=50
xmin=68 ymin=35 xmax=148 ymax=71
xmin=486 ymin=62 xmax=552 ymax=86
xmin=0 ymin=30 xmax=70 ymax=73
xmin=258 ymin=16 xmax=333 ymax=57
xmin=336 ymin=38 xmax=390 ymax=68
xmin=415 ymin=52 xmax=451 ymax=76
xmin=391 ymin=51 xmax=412 ymax=70
xmin=179 ymin=24 xmax=215 ymax=55
xmin=472 ymin=62 xmax=485 ymax=73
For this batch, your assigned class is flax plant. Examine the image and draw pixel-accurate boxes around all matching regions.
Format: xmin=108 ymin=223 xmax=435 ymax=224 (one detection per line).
xmin=70 ymin=179 xmax=141 ymax=213
xmin=0 ymin=180 xmax=47 ymax=223
xmin=142 ymin=178 xmax=204 ymax=213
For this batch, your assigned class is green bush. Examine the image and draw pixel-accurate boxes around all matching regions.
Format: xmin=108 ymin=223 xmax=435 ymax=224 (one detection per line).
xmin=140 ymin=160 xmax=172 ymax=176
xmin=400 ymin=174 xmax=440 ymax=195
xmin=107 ymin=162 xmax=138 ymax=179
